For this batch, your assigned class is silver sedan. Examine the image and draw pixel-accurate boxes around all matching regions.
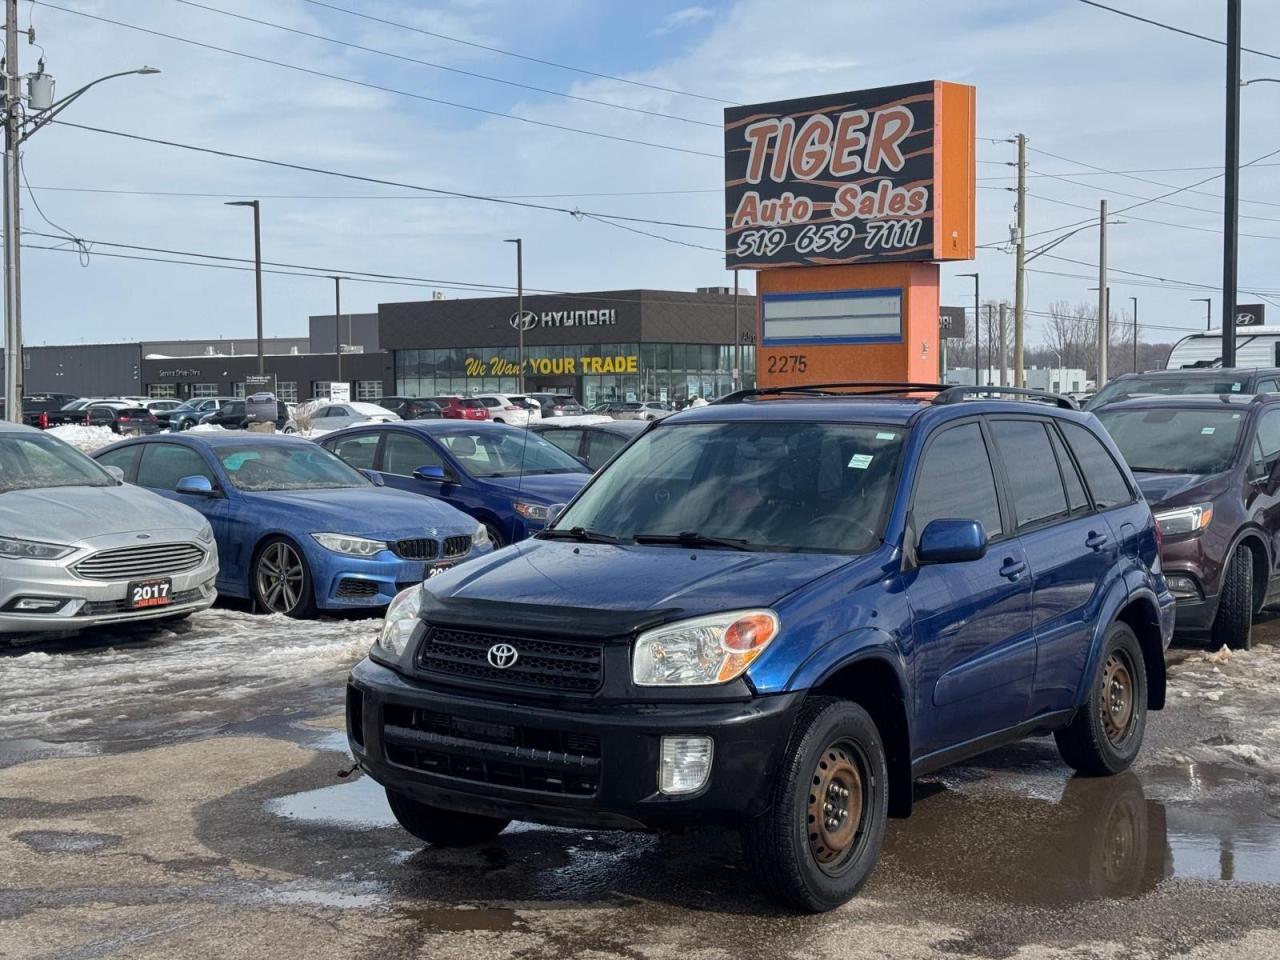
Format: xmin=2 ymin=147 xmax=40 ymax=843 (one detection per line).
xmin=0 ymin=423 xmax=218 ymax=636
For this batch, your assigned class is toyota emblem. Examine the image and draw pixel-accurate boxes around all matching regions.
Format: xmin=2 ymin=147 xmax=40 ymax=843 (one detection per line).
xmin=509 ymin=310 xmax=538 ymax=332
xmin=487 ymin=642 xmax=519 ymax=669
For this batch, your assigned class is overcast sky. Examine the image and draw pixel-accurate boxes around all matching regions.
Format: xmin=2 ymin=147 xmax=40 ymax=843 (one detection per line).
xmin=16 ymin=0 xmax=1280 ymax=350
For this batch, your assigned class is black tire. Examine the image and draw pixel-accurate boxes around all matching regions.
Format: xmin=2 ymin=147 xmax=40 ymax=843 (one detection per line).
xmin=484 ymin=523 xmax=506 ymax=548
xmin=179 ymin=419 xmax=193 ymax=431
xmin=385 ymin=788 xmax=510 ymax=846
xmin=251 ymin=536 xmax=317 ymax=618
xmin=1211 ymin=543 xmax=1254 ymax=650
xmin=741 ymin=697 xmax=889 ymax=912
xmin=1055 ymin=622 xmax=1147 ymax=776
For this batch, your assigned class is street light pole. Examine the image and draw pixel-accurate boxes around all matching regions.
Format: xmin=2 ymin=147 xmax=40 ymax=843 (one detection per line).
xmin=1097 ymin=200 xmax=1108 ymax=387
xmin=504 ymin=239 xmax=524 ymax=392
xmin=733 ymin=269 xmax=741 ymax=391
xmin=1130 ymin=295 xmax=1139 ymax=373
xmin=1192 ymin=297 xmax=1212 ymax=331
xmin=959 ymin=273 xmax=978 ymax=387
xmin=225 ymin=201 xmax=263 ymax=375
xmin=1223 ymin=0 xmax=1241 ymax=368
xmin=332 ymin=276 xmax=342 ymax=384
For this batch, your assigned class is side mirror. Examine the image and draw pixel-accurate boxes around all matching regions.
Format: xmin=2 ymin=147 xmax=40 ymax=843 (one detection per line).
xmin=175 ymin=474 xmax=217 ymax=497
xmin=917 ymin=519 xmax=987 ymax=564
xmin=414 ymin=465 xmax=447 ymax=482
xmin=546 ymin=503 xmax=567 ymax=523
xmin=360 ymin=469 xmax=385 ymax=486
xmin=103 ymin=464 xmax=125 ymax=482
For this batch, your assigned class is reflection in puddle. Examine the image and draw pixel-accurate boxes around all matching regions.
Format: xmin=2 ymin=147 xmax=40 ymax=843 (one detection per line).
xmin=266 ymin=775 xmax=398 ymax=830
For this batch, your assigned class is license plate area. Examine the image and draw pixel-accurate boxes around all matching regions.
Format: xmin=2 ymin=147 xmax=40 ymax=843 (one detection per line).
xmin=452 ymin=717 xmax=516 ymax=744
xmin=128 ymin=578 xmax=172 ymax=609
xmin=425 ymin=562 xmax=456 ymax=579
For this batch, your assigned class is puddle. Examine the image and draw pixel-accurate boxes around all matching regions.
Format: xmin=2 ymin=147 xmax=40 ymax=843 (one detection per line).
xmin=265 ymin=775 xmax=398 ymax=830
xmin=309 ymin=729 xmax=353 ymax=756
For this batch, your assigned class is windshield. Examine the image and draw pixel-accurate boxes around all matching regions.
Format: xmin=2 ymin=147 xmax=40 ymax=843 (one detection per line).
xmin=441 ymin=428 xmax=587 ymax=477
xmin=215 ymin=442 xmax=370 ymax=491
xmin=1097 ymin=407 xmax=1246 ymax=474
xmin=0 ymin=432 xmax=115 ymax=493
xmin=553 ymin=421 xmax=906 ymax=553
xmin=1087 ymin=375 xmax=1249 ymax=410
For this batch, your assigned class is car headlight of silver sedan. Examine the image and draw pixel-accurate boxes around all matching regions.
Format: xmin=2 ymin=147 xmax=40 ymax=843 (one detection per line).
xmin=471 ymin=523 xmax=490 ymax=547
xmin=196 ymin=522 xmax=215 ymax=543
xmin=311 ymin=532 xmax=388 ymax=557
xmin=0 ymin=536 xmax=74 ymax=561
xmin=633 ymin=609 xmax=780 ymax=686
xmin=377 ymin=584 xmax=422 ymax=657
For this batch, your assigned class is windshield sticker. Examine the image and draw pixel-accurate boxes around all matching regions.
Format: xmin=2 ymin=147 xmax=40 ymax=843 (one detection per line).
xmin=848 ymin=453 xmax=874 ymax=469
xmin=1201 ymin=427 xmax=1216 ymax=435
xmin=875 ymin=432 xmax=897 ymax=441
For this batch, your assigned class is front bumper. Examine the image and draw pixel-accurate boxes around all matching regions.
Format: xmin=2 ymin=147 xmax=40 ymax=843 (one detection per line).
xmin=313 ymin=545 xmax=491 ymax=610
xmin=347 ymin=657 xmax=803 ymax=830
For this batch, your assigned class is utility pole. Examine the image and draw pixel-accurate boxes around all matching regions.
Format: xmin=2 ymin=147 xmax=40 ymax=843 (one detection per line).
xmin=1130 ymin=295 xmax=1139 ymax=373
xmin=986 ymin=305 xmax=994 ymax=386
xmin=332 ymin=276 xmax=342 ymax=384
xmin=1013 ymin=133 xmax=1027 ymax=387
xmin=3 ymin=0 xmax=23 ymax=421
xmin=1223 ymin=0 xmax=1241 ymax=368
xmin=1097 ymin=199 xmax=1108 ymax=387
xmin=997 ymin=302 xmax=1007 ymax=386
xmin=959 ymin=273 xmax=978 ymax=387
xmin=732 ymin=268 xmax=741 ymax=391
xmin=225 ymin=200 xmax=263 ymax=375
xmin=505 ymin=238 xmax=524 ymax=392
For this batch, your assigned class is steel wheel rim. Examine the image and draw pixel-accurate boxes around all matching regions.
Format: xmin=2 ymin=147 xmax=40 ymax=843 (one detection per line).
xmin=257 ymin=542 xmax=304 ymax=614
xmin=1100 ymin=651 xmax=1136 ymax=744
xmin=806 ymin=739 xmax=866 ymax=875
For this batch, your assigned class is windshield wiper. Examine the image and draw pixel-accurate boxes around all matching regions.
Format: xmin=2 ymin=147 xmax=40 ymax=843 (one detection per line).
xmin=633 ymin=531 xmax=755 ymax=551
xmin=538 ymin=526 xmax=620 ymax=544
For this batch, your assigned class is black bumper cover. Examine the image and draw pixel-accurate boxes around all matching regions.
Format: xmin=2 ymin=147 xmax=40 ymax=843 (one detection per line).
xmin=347 ymin=657 xmax=803 ymax=830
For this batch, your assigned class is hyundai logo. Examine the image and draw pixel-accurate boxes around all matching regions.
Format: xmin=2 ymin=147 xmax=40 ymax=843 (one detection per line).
xmin=487 ymin=642 xmax=519 ymax=669
xmin=509 ymin=310 xmax=539 ymax=332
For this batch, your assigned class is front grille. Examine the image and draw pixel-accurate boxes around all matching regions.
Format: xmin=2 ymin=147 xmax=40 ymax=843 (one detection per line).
xmin=394 ymin=538 xmax=438 ymax=561
xmin=79 ymin=587 xmax=203 ymax=616
xmin=442 ymin=535 xmax=471 ymax=558
xmin=336 ymin=578 xmax=380 ymax=599
xmin=382 ymin=703 xmax=600 ymax=796
xmin=74 ymin=543 xmax=206 ymax=581
xmin=417 ymin=626 xmax=603 ymax=693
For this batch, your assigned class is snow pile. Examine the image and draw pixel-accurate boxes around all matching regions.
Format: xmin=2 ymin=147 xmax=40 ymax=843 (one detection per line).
xmin=46 ymin=424 xmax=119 ymax=453
xmin=189 ymin=423 xmax=229 ymax=433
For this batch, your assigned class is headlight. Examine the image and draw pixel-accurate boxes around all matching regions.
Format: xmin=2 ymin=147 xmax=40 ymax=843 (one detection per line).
xmin=311 ymin=532 xmax=388 ymax=557
xmin=513 ymin=500 xmax=550 ymax=521
xmin=0 ymin=536 xmax=74 ymax=560
xmin=471 ymin=523 xmax=490 ymax=547
xmin=377 ymin=584 xmax=422 ymax=657
xmin=633 ymin=609 xmax=780 ymax=686
xmin=1154 ymin=503 xmax=1213 ymax=538
xmin=196 ymin=522 xmax=215 ymax=543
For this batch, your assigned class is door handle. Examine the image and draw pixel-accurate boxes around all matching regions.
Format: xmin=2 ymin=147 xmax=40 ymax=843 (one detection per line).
xmin=1086 ymin=531 xmax=1110 ymax=550
xmin=999 ymin=558 xmax=1027 ymax=581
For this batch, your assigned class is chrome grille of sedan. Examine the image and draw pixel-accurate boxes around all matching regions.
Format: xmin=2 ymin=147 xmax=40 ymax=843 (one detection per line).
xmin=74 ymin=542 xmax=206 ymax=581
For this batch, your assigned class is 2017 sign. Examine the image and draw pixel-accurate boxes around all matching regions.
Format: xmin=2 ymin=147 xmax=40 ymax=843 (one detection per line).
xmin=724 ymin=80 xmax=975 ymax=269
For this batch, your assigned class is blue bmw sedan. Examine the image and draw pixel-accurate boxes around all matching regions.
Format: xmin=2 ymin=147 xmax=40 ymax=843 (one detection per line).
xmin=92 ymin=433 xmax=491 ymax=617
xmin=319 ymin=421 xmax=592 ymax=545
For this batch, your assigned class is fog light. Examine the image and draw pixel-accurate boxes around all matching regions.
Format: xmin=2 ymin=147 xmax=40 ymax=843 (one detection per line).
xmin=1166 ymin=575 xmax=1202 ymax=601
xmin=10 ymin=597 xmax=66 ymax=612
xmin=659 ymin=736 xmax=713 ymax=795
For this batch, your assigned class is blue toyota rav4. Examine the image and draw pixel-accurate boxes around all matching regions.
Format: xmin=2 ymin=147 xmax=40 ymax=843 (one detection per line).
xmin=347 ymin=383 xmax=1175 ymax=912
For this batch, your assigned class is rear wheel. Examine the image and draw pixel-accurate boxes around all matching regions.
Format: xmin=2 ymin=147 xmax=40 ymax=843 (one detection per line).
xmin=252 ymin=537 xmax=316 ymax=618
xmin=385 ymin=788 xmax=510 ymax=846
xmin=1055 ymin=622 xmax=1147 ymax=775
xmin=741 ymin=697 xmax=888 ymax=912
xmin=1211 ymin=543 xmax=1254 ymax=650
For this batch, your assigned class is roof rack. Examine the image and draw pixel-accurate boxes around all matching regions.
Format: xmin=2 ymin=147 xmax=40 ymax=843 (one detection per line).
xmin=932 ymin=385 xmax=1077 ymax=410
xmin=715 ymin=382 xmax=950 ymax=404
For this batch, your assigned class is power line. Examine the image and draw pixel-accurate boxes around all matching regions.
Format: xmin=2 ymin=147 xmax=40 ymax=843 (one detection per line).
xmin=297 ymin=0 xmax=736 ymax=105
xmin=34 ymin=2 xmax=719 ymax=159
xmin=577 ymin=214 xmax=721 ymax=253
xmin=49 ymin=120 xmax=722 ymax=232
xmin=1027 ymin=168 xmax=1280 ymax=224
xmin=23 ymin=183 xmax=721 ymax=201
xmin=166 ymin=0 xmax=718 ymax=129
xmin=979 ymin=161 xmax=1280 ymax=182
xmin=1025 ymin=189 xmax=1280 ymax=240
xmin=1075 ymin=0 xmax=1280 ymax=63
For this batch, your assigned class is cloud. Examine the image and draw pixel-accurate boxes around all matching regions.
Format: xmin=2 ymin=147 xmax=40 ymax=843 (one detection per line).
xmin=652 ymin=6 xmax=715 ymax=36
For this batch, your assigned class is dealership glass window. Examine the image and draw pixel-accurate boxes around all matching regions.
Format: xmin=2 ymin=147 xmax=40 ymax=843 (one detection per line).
xmin=276 ymin=381 xmax=298 ymax=403
xmin=356 ymin=380 xmax=381 ymax=401
xmin=233 ymin=383 xmax=246 ymax=399
xmin=191 ymin=383 xmax=220 ymax=398
xmin=147 ymin=384 xmax=177 ymax=399
xmin=313 ymin=381 xmax=332 ymax=398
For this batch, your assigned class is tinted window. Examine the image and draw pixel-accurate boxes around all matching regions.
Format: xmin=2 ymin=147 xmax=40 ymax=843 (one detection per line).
xmin=137 ymin=443 xmax=216 ymax=491
xmin=460 ymin=399 xmax=485 ymax=409
xmin=913 ymin=423 xmax=1002 ymax=538
xmin=990 ymin=420 xmax=1068 ymax=527
xmin=1095 ymin=408 xmax=1243 ymax=476
xmin=479 ymin=397 xmax=502 ymax=408
xmin=1256 ymin=379 xmax=1280 ymax=394
xmin=585 ymin=430 xmax=627 ymax=469
xmin=383 ymin=431 xmax=443 ymax=475
xmin=329 ymin=433 xmax=379 ymax=471
xmin=1253 ymin=409 xmax=1280 ymax=479
xmin=95 ymin=444 xmax=140 ymax=478
xmin=1049 ymin=426 xmax=1089 ymax=512
xmin=1061 ymin=421 xmax=1134 ymax=508
xmin=540 ymin=428 xmax=583 ymax=457
xmin=442 ymin=428 xmax=585 ymax=477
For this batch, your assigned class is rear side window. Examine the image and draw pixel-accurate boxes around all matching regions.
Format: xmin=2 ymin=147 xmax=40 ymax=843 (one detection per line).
xmin=913 ymin=423 xmax=1003 ymax=538
xmin=461 ymin=399 xmax=485 ymax=409
xmin=540 ymin=429 xmax=583 ymax=456
xmin=990 ymin=420 xmax=1069 ymax=527
xmin=137 ymin=443 xmax=216 ymax=491
xmin=1061 ymin=421 xmax=1134 ymax=509
xmin=329 ymin=433 xmax=379 ymax=471
xmin=1049 ymin=426 xmax=1089 ymax=512
xmin=95 ymin=444 xmax=140 ymax=478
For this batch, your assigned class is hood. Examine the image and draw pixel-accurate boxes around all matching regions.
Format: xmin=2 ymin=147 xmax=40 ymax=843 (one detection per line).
xmin=0 ymin=483 xmax=206 ymax=543
xmin=243 ymin=486 xmax=478 ymax=539
xmin=423 ymin=538 xmax=855 ymax=633
xmin=480 ymin=472 xmax=591 ymax=504
xmin=1134 ymin=471 xmax=1229 ymax=510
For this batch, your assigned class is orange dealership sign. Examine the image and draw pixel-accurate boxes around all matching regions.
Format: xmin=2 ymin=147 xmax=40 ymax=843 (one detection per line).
xmin=724 ymin=80 xmax=975 ymax=269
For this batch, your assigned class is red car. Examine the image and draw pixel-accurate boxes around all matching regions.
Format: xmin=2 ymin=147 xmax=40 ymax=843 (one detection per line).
xmin=431 ymin=396 xmax=490 ymax=421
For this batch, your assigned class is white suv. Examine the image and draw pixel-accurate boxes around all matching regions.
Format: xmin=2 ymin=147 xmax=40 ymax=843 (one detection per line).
xmin=474 ymin=394 xmax=539 ymax=427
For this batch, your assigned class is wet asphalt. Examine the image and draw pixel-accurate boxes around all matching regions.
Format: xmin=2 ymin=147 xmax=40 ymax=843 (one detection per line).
xmin=1 ymin=611 xmax=1278 ymax=959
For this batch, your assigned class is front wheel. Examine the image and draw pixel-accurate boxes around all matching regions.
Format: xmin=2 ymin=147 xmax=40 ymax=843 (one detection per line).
xmin=741 ymin=697 xmax=888 ymax=912
xmin=252 ymin=537 xmax=317 ymax=618
xmin=1211 ymin=543 xmax=1254 ymax=650
xmin=1055 ymin=622 xmax=1147 ymax=776
xmin=385 ymin=788 xmax=510 ymax=846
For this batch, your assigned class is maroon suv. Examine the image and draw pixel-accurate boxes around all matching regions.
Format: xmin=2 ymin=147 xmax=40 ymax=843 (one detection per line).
xmin=1097 ymin=393 xmax=1280 ymax=649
